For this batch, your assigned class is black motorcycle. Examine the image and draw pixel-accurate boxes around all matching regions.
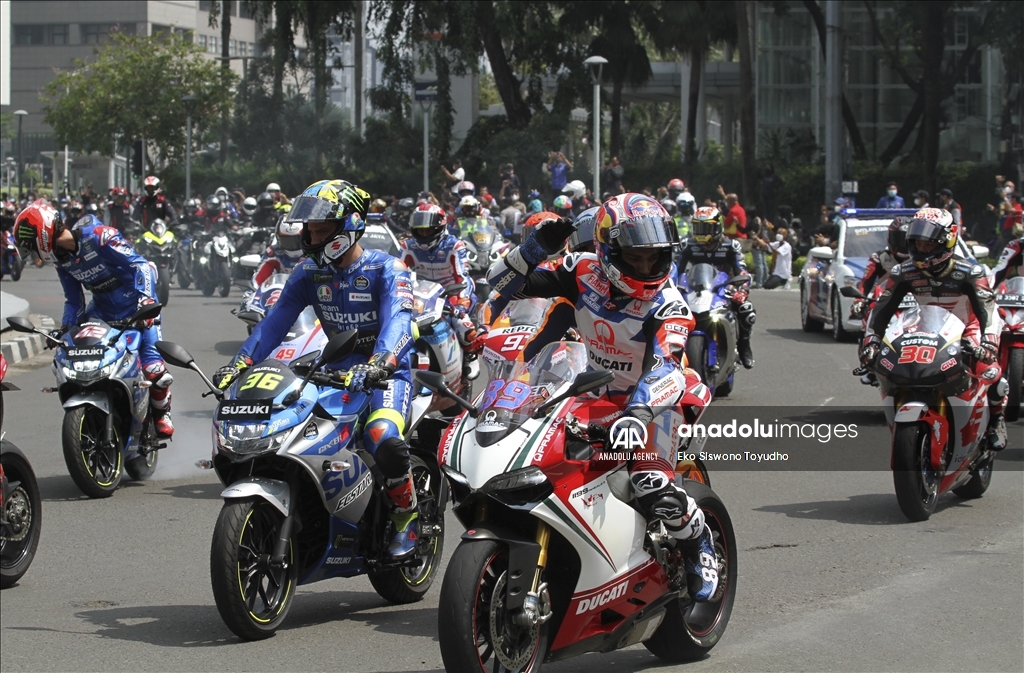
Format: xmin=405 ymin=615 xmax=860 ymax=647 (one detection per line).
xmin=1 ymin=354 xmax=42 ymax=589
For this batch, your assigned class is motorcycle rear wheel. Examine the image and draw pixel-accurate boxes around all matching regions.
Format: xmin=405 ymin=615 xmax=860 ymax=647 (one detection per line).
xmin=892 ymin=423 xmax=939 ymax=521
xmin=1005 ymin=348 xmax=1022 ymax=422
xmin=952 ymin=453 xmax=994 ymax=500
xmin=1 ymin=445 xmax=42 ymax=588
xmin=368 ymin=455 xmax=446 ymax=603
xmin=644 ymin=480 xmax=736 ymax=662
xmin=438 ymin=540 xmax=548 ymax=673
xmin=61 ymin=407 xmax=123 ymax=498
xmin=210 ymin=499 xmax=297 ymax=641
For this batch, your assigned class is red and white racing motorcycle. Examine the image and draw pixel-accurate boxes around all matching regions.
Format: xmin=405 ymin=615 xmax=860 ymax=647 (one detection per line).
xmin=995 ymin=276 xmax=1024 ymax=421
xmin=418 ymin=341 xmax=735 ymax=672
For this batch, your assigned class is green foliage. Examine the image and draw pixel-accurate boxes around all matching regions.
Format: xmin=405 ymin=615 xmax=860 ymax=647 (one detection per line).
xmin=42 ymin=33 xmax=235 ymax=163
xmin=621 ymin=102 xmax=681 ymax=169
xmin=479 ymin=72 xmax=501 ymax=110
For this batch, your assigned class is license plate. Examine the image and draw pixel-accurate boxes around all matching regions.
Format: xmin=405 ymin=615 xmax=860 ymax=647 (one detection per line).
xmin=216 ymin=400 xmax=273 ymax=421
xmin=66 ymin=346 xmax=106 ymax=359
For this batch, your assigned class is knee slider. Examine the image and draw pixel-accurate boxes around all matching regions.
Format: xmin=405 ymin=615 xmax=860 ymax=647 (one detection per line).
xmin=144 ymin=363 xmax=173 ymax=388
xmin=988 ymin=377 xmax=1008 ymax=404
xmin=373 ymin=435 xmax=411 ymax=479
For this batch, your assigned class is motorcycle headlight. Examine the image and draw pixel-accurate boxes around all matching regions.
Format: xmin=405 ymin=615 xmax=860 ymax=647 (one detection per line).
xmin=482 ymin=466 xmax=551 ymax=507
xmin=216 ymin=423 xmax=287 ymax=455
xmin=73 ymin=359 xmax=102 ymax=373
xmin=199 ymin=256 xmax=208 ymax=264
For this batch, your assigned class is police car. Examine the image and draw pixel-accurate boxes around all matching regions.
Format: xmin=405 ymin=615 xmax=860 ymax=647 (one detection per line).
xmin=798 ymin=208 xmax=989 ymax=341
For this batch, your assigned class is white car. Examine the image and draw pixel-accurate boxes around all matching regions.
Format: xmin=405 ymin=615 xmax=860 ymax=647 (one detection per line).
xmin=799 ymin=209 xmax=989 ymax=342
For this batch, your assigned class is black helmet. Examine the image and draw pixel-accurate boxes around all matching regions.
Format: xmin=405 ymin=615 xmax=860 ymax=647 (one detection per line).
xmin=887 ymin=216 xmax=911 ymax=261
xmin=257 ymin=191 xmax=275 ymax=209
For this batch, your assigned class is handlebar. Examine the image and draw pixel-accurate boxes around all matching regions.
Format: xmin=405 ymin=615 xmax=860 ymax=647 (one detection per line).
xmin=307 ymin=370 xmax=390 ymax=391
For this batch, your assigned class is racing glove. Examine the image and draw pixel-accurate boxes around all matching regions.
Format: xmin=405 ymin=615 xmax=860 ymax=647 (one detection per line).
xmin=978 ymin=336 xmax=999 ymax=364
xmin=521 ymin=217 xmax=576 ymax=265
xmin=214 ymin=356 xmax=252 ymax=390
xmin=859 ymin=334 xmax=881 ymax=368
xmin=46 ymin=326 xmax=69 ymax=349
xmin=465 ymin=324 xmax=489 ymax=355
xmin=136 ymin=297 xmax=159 ymax=328
xmin=344 ymin=353 xmax=396 ymax=392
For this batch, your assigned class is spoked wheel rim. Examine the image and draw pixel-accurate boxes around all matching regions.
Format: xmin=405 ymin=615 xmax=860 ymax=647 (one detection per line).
xmin=473 ymin=551 xmax=541 ymax=672
xmin=236 ymin=504 xmax=292 ymax=623
xmin=402 ymin=463 xmax=441 ymax=586
xmin=0 ymin=484 xmax=34 ymax=569
xmin=79 ymin=411 xmax=121 ymax=487
xmin=682 ymin=509 xmax=730 ymax=637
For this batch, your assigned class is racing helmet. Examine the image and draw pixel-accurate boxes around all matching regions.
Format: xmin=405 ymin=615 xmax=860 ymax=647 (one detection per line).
xmin=370 ymin=198 xmax=387 ymax=214
xmin=906 ymin=208 xmax=957 ymax=273
xmin=276 ymin=218 xmax=303 ymax=258
xmin=184 ymin=198 xmax=200 ymax=216
xmin=676 ymin=191 xmax=696 ymax=217
xmin=595 ymin=193 xmax=677 ymax=301
xmin=205 ymin=195 xmax=222 ymax=214
xmin=408 ymin=203 xmax=447 ymax=252
xmin=295 ymin=179 xmax=370 ymax=266
xmin=143 ymin=175 xmax=160 ymax=196
xmin=562 ymin=180 xmax=586 ymax=200
xmin=256 ymin=191 xmax=275 ymax=210
xmin=458 ymin=196 xmax=481 ymax=218
xmin=691 ymin=206 xmax=724 ymax=250
xmin=887 ymin=216 xmax=912 ymax=261
xmin=454 ymin=180 xmax=476 ymax=197
xmin=553 ymin=195 xmax=573 ymax=217
xmin=667 ymin=178 xmax=685 ymax=196
xmin=14 ymin=201 xmax=63 ymax=263
xmin=215 ymin=186 xmax=230 ymax=200
xmin=109 ymin=186 xmax=129 ymax=205
xmin=68 ymin=201 xmax=83 ymax=218
xmin=242 ymin=197 xmax=258 ymax=216
xmin=266 ymin=182 xmax=282 ymax=194
xmin=567 ymin=206 xmax=600 ymax=254
xmin=396 ymin=197 xmax=415 ymax=214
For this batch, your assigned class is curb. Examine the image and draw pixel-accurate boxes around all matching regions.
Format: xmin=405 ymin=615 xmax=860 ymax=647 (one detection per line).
xmin=1 ymin=315 xmax=56 ymax=365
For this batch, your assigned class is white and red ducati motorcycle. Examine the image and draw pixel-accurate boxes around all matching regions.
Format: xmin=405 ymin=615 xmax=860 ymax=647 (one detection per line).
xmin=417 ymin=341 xmax=735 ymax=672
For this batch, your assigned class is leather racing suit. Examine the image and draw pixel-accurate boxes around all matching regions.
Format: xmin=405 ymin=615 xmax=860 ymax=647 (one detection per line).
xmin=138 ymin=195 xmax=176 ymax=229
xmin=252 ymin=246 xmax=303 ymax=287
xmin=399 ymin=233 xmax=481 ymax=346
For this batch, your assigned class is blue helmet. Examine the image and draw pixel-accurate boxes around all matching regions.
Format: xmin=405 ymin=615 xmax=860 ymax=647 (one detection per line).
xmin=294 ymin=179 xmax=370 ymax=266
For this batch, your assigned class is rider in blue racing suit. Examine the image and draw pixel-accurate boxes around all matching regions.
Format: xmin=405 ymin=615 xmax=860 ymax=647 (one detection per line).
xmin=213 ymin=180 xmax=422 ymax=558
xmin=15 ymin=205 xmax=174 ymax=436
xmin=487 ymin=194 xmax=720 ymax=602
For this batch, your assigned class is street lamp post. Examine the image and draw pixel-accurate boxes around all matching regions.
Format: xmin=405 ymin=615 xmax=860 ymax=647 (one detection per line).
xmin=14 ymin=110 xmax=28 ymax=201
xmin=583 ymin=56 xmax=607 ymax=201
xmin=414 ymin=82 xmax=438 ymax=195
xmin=181 ymin=95 xmax=197 ymax=201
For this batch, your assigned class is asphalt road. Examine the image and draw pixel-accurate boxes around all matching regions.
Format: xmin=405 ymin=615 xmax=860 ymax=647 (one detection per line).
xmin=1 ymin=264 xmax=1022 ymax=673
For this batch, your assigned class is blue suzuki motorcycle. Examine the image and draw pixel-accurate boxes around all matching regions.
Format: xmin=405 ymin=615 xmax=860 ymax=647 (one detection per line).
xmin=677 ymin=263 xmax=749 ymax=398
xmin=157 ymin=331 xmax=446 ymax=641
xmin=7 ymin=304 xmax=165 ymax=498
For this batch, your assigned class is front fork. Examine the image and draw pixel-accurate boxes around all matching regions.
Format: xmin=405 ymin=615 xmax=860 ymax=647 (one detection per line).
xmin=517 ymin=520 xmax=553 ymax=628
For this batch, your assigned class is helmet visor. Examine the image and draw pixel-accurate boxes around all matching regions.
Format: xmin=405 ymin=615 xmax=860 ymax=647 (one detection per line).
xmin=613 ymin=215 xmax=677 ymax=249
xmin=287 ymin=195 xmax=337 ymax=223
xmin=409 ymin=210 xmax=443 ymax=229
xmin=906 ymin=218 xmax=947 ymax=245
xmin=690 ymin=219 xmax=721 ymax=243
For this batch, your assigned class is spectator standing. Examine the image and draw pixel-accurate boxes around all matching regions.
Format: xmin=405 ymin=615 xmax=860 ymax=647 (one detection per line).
xmin=441 ymin=159 xmax=465 ymax=191
xmin=938 ymin=188 xmax=962 ymax=226
xmin=547 ymin=151 xmax=572 ymax=197
xmin=748 ymin=212 xmax=769 ymax=288
xmin=602 ymin=156 xmax=624 ymax=193
xmin=499 ymin=163 xmax=521 ymax=202
xmin=764 ymin=226 xmax=793 ymax=289
xmin=500 ymin=197 xmax=523 ymax=244
xmin=719 ymin=190 xmax=748 ymax=241
xmin=1004 ymin=193 xmax=1023 ymax=246
xmin=911 ymin=190 xmax=929 ymax=208
xmin=478 ymin=186 xmax=495 ymax=210
xmin=875 ymin=181 xmax=906 ymax=209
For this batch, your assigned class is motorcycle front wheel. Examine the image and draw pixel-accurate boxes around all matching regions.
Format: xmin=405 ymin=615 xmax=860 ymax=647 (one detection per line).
xmin=157 ymin=266 xmax=170 ymax=306
xmin=0 ymin=444 xmax=42 ymax=588
xmin=210 ymin=499 xmax=297 ymax=641
xmin=217 ymin=260 xmax=232 ymax=298
xmin=61 ymin=406 xmax=123 ymax=498
xmin=892 ymin=422 xmax=939 ymax=521
xmin=1005 ymin=348 xmax=1022 ymax=422
xmin=438 ymin=540 xmax=548 ymax=673
xmin=685 ymin=334 xmax=713 ymax=395
xmin=644 ymin=480 xmax=737 ymax=662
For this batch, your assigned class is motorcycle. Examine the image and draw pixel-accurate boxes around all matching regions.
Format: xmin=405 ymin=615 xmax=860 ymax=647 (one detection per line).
xmin=230 ymin=225 xmax=271 ymax=281
xmin=156 ymin=330 xmax=446 ymax=640
xmin=196 ymin=225 xmax=235 ymax=298
xmin=6 ymin=303 xmax=165 ymax=498
xmin=1 ymin=353 xmax=42 ymax=589
xmin=844 ymin=286 xmax=919 ymax=386
xmin=1 ymin=229 xmax=24 ymax=281
xmin=995 ymin=276 xmax=1024 ymax=421
xmin=418 ymin=341 xmax=735 ymax=672
xmin=677 ymin=263 xmax=748 ymax=398
xmin=173 ymin=221 xmax=205 ymax=290
xmin=411 ymin=277 xmax=477 ymax=400
xmin=136 ymin=219 xmax=177 ymax=306
xmin=865 ymin=303 xmax=1003 ymax=521
xmin=460 ymin=217 xmax=510 ymax=287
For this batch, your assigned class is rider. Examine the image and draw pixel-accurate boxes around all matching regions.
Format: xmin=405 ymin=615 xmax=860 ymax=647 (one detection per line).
xmin=675 ymin=191 xmax=696 ymax=240
xmin=252 ymin=192 xmax=279 ymax=229
xmin=212 ymin=179 xmax=422 ymax=558
xmin=15 ymin=202 xmax=174 ymax=436
xmin=399 ymin=203 xmax=487 ymax=356
xmin=859 ymin=208 xmax=1008 ymax=450
xmin=214 ymin=187 xmax=239 ymax=219
xmin=138 ymin=176 xmax=176 ymax=229
xmin=252 ymin=216 xmax=306 ymax=287
xmin=240 ymin=197 xmax=258 ymax=224
xmin=107 ymin=187 xmax=136 ymax=234
xmin=486 ymin=194 xmax=719 ymax=601
xmin=204 ymin=196 xmax=232 ymax=232
xmin=858 ymin=217 xmax=911 ymax=299
xmin=667 ymin=178 xmax=686 ymax=201
xmin=677 ymin=206 xmax=756 ymax=369
xmin=991 ymin=235 xmax=1023 ymax=286
xmin=552 ymin=195 xmax=573 ymax=219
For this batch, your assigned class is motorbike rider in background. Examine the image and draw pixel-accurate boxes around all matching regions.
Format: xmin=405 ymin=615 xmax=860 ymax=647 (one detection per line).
xmin=677 ymin=206 xmax=756 ymax=369
xmin=859 ymin=209 xmax=1008 ymax=450
xmin=214 ymin=187 xmax=238 ymax=219
xmin=239 ymin=197 xmax=258 ymax=225
xmin=212 ymin=179 xmax=423 ymax=558
xmin=204 ymin=196 xmax=233 ymax=232
xmin=487 ymin=194 xmax=720 ymax=602
xmin=15 ymin=202 xmax=174 ymax=437
xmin=138 ymin=176 xmax=176 ymax=229
xmin=251 ymin=217 xmax=306 ymax=286
xmin=992 ymin=235 xmax=1024 ymax=286
xmin=107 ymin=187 xmax=135 ymax=234
xmin=252 ymin=192 xmax=279 ymax=230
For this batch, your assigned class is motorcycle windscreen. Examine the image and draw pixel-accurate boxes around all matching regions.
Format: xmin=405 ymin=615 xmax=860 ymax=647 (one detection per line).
xmin=883 ymin=304 xmax=965 ymax=345
xmin=475 ymin=342 xmax=588 ymax=446
xmin=684 ymin=263 xmax=719 ymax=292
xmin=71 ymin=320 xmax=114 ymax=346
xmin=284 ymin=307 xmax=320 ymax=341
xmin=506 ymin=298 xmax=551 ymax=327
xmin=997 ymin=276 xmax=1024 ymax=306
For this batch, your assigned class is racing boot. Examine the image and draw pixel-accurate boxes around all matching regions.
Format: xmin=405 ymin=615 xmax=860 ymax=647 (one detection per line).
xmin=986 ymin=414 xmax=1007 ymax=451
xmin=737 ymin=337 xmax=754 ymax=370
xmin=679 ymin=523 xmax=720 ymax=602
xmin=153 ymin=409 xmax=174 ymax=438
xmin=385 ymin=475 xmax=419 ymax=559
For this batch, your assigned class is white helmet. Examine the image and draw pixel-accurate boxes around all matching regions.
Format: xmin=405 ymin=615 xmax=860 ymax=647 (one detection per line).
xmin=676 ymin=191 xmax=696 ymax=217
xmin=458 ymin=195 xmax=481 ymax=218
xmin=277 ymin=219 xmax=303 ymax=258
xmin=242 ymin=197 xmax=258 ymax=216
xmin=562 ymin=179 xmax=586 ymax=200
xmin=215 ymin=186 xmax=229 ymax=199
xmin=266 ymin=182 xmax=281 ymax=193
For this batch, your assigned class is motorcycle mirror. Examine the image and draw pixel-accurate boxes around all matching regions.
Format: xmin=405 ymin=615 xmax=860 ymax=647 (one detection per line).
xmin=533 ymin=370 xmax=614 ymax=418
xmin=6 ymin=316 xmax=37 ymax=334
xmin=236 ymin=310 xmax=262 ymax=325
xmin=414 ymin=371 xmax=479 ymax=417
xmin=443 ymin=282 xmax=467 ymax=298
xmin=155 ymin=341 xmax=194 ymax=368
xmin=839 ymin=286 xmax=864 ymax=299
xmin=133 ymin=303 xmax=163 ymax=323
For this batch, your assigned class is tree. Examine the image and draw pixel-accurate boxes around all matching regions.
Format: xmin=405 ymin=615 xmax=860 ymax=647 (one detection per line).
xmin=42 ymin=33 xmax=234 ymax=165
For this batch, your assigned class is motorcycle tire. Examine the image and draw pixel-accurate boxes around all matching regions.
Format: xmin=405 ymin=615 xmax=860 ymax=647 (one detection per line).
xmin=9 ymin=255 xmax=22 ymax=282
xmin=892 ymin=423 xmax=939 ymax=521
xmin=438 ymin=539 xmax=548 ymax=673
xmin=800 ymin=283 xmax=825 ymax=332
xmin=126 ymin=449 xmax=158 ymax=481
xmin=1006 ymin=348 xmax=1023 ymax=422
xmin=201 ymin=279 xmax=216 ymax=297
xmin=218 ymin=261 xmax=232 ymax=298
xmin=157 ymin=267 xmax=170 ymax=307
xmin=210 ymin=498 xmax=297 ymax=641
xmin=368 ymin=455 xmax=446 ymax=604
xmin=61 ymin=406 xmax=123 ymax=498
xmin=952 ymin=453 xmax=994 ymax=500
xmin=644 ymin=480 xmax=737 ymax=662
xmin=685 ymin=335 xmax=712 ymax=394
xmin=0 ymin=444 xmax=42 ymax=589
